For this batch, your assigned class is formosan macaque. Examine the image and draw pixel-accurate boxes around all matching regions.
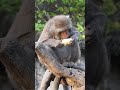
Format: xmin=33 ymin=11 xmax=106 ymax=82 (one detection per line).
xmin=36 ymin=15 xmax=81 ymax=90
xmin=38 ymin=15 xmax=80 ymax=64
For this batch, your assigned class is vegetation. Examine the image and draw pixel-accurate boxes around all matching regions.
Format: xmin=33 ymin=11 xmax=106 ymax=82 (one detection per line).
xmin=35 ymin=0 xmax=85 ymax=40
xmin=0 ymin=0 xmax=119 ymax=39
xmin=0 ymin=0 xmax=21 ymax=14
xmin=102 ymin=0 xmax=120 ymax=33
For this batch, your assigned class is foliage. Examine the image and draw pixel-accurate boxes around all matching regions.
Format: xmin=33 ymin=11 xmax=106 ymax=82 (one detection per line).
xmin=102 ymin=0 xmax=120 ymax=33
xmin=0 ymin=0 xmax=21 ymax=14
xmin=103 ymin=0 xmax=117 ymax=15
xmin=35 ymin=0 xmax=85 ymax=40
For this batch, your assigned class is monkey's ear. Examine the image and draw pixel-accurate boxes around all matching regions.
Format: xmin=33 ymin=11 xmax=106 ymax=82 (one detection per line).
xmin=66 ymin=15 xmax=70 ymax=18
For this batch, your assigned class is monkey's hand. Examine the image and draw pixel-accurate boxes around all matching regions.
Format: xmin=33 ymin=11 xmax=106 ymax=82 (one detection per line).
xmin=61 ymin=38 xmax=73 ymax=46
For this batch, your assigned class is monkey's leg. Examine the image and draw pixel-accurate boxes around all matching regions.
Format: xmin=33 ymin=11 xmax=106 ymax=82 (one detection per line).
xmin=36 ymin=43 xmax=60 ymax=62
xmin=36 ymin=44 xmax=61 ymax=90
xmin=39 ymin=69 xmax=53 ymax=90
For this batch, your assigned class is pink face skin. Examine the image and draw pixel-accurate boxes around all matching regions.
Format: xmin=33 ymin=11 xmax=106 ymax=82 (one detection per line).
xmin=60 ymin=30 xmax=69 ymax=39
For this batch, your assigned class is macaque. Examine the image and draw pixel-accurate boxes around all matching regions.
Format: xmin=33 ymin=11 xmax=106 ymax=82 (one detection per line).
xmin=38 ymin=15 xmax=80 ymax=64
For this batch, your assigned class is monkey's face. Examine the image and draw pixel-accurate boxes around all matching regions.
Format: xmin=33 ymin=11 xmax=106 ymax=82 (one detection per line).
xmin=59 ymin=30 xmax=69 ymax=39
xmin=50 ymin=15 xmax=72 ymax=40
xmin=53 ymin=29 xmax=70 ymax=40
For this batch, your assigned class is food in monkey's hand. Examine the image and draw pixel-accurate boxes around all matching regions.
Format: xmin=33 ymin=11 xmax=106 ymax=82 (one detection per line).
xmin=38 ymin=15 xmax=80 ymax=64
xmin=61 ymin=38 xmax=73 ymax=46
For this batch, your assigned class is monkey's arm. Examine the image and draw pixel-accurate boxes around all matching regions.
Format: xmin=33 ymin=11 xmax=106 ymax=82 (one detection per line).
xmin=42 ymin=39 xmax=62 ymax=47
xmin=37 ymin=27 xmax=62 ymax=47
